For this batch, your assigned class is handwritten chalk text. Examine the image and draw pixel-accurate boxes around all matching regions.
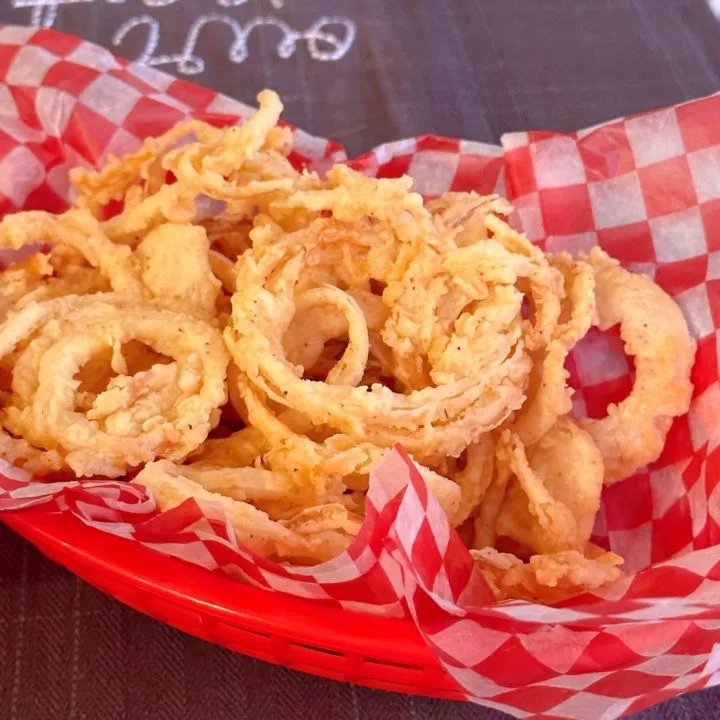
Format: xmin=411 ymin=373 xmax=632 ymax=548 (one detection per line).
xmin=12 ymin=0 xmax=357 ymax=71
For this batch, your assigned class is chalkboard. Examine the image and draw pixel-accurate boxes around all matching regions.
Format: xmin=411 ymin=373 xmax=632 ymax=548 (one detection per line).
xmin=2 ymin=1 xmax=720 ymax=158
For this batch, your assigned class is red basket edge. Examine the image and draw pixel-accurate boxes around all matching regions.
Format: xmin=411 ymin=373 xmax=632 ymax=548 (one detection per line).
xmin=2 ymin=511 xmax=465 ymax=700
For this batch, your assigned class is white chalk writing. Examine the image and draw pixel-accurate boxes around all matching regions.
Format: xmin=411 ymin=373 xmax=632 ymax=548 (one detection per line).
xmin=14 ymin=0 xmax=93 ymax=29
xmin=11 ymin=0 xmax=356 ymax=69
xmin=112 ymin=12 xmax=356 ymax=72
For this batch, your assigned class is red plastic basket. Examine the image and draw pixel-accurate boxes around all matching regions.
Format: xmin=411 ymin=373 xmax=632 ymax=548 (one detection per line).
xmin=2 ymin=26 xmax=720 ymax=720
xmin=2 ymin=512 xmax=463 ymax=699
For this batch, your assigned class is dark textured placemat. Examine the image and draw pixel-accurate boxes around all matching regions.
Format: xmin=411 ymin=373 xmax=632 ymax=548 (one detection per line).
xmin=1 ymin=523 xmax=720 ymax=720
xmin=1 ymin=1 xmax=720 ymax=718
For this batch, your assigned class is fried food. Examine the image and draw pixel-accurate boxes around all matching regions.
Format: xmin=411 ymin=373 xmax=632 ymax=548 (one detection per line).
xmin=225 ymin=166 xmax=540 ymax=468
xmin=134 ymin=222 xmax=221 ymax=319
xmin=0 ymin=209 xmax=144 ymax=294
xmin=0 ymin=429 xmax=65 ymax=475
xmin=0 ymin=254 xmax=53 ymax=321
xmin=0 ymin=295 xmax=228 ymax=477
xmin=471 ymin=546 xmax=624 ymax=603
xmin=135 ymin=460 xmax=359 ymax=564
xmin=579 ymin=248 xmax=696 ymax=483
xmin=0 ymin=89 xmax=696 ymax=602
xmin=495 ymin=418 xmax=604 ymax=554
xmin=509 ymin=255 xmax=596 ymax=446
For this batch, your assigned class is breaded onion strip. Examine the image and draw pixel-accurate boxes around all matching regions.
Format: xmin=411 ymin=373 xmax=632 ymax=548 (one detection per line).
xmin=471 ymin=546 xmax=623 ymax=603
xmin=0 ymin=254 xmax=53 ymax=321
xmin=279 ymin=503 xmax=362 ymax=539
xmin=494 ymin=430 xmax=578 ymax=554
xmin=135 ymin=460 xmax=358 ymax=564
xmin=484 ymin=214 xmax=564 ymax=351
xmin=283 ymin=289 xmax=386 ymax=380
xmin=188 ymin=426 xmax=269 ymax=467
xmin=550 ymin=253 xmax=597 ymax=348
xmin=13 ymin=268 xmax=110 ymax=310
xmin=102 ymin=91 xmax=302 ymax=244
xmin=496 ymin=418 xmax=604 ymax=554
xmin=283 ymin=304 xmax=347 ymax=371
xmin=274 ymin=165 xmax=454 ymax=284
xmin=452 ymin=434 xmax=495 ymax=526
xmin=144 ymin=458 xmax=327 ymax=513
xmin=234 ymin=375 xmax=466 ymax=522
xmin=472 ymin=449 xmax=512 ymax=550
xmin=427 ymin=192 xmax=513 ymax=248
xmin=292 ymin=286 xmax=369 ymax=386
xmin=134 ymin=222 xmax=221 ymax=320
xmin=509 ymin=255 xmax=596 ymax=446
xmin=508 ymin=342 xmax=572 ymax=447
xmin=70 ymin=120 xmax=220 ymax=215
xmin=0 ymin=429 xmax=64 ymax=475
xmin=209 ymin=250 xmax=237 ymax=294
xmin=0 ymin=210 xmax=143 ymax=294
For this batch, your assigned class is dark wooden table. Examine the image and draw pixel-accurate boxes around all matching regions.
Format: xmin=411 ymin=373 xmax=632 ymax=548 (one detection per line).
xmin=2 ymin=1 xmax=720 ymax=718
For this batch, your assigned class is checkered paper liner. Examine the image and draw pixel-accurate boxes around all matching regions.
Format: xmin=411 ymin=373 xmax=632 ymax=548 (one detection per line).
xmin=0 ymin=25 xmax=718 ymax=720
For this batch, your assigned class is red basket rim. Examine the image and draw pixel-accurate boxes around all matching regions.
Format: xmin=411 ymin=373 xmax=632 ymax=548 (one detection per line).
xmin=2 ymin=510 xmax=440 ymax=668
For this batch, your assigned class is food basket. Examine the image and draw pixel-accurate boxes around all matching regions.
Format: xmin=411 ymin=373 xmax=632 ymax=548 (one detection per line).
xmin=1 ymin=26 xmax=720 ymax=720
xmin=4 ymin=510 xmax=462 ymax=698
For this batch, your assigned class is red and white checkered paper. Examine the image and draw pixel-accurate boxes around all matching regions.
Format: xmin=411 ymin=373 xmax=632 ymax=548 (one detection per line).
xmin=0 ymin=25 xmax=718 ymax=720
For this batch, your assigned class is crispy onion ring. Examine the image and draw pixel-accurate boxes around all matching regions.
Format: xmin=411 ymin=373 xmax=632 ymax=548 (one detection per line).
xmin=231 ymin=372 xmax=464 ymax=521
xmin=0 ymin=295 xmax=228 ymax=476
xmin=509 ymin=255 xmax=596 ymax=446
xmin=3 ymin=88 xmax=687 ymax=595
xmin=226 ymin=233 xmax=531 ymax=459
xmin=580 ymin=248 xmax=696 ymax=483
xmin=70 ymin=120 xmax=220 ymax=216
xmin=287 ymin=285 xmax=370 ymax=386
xmin=427 ymin=193 xmax=513 ymax=248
